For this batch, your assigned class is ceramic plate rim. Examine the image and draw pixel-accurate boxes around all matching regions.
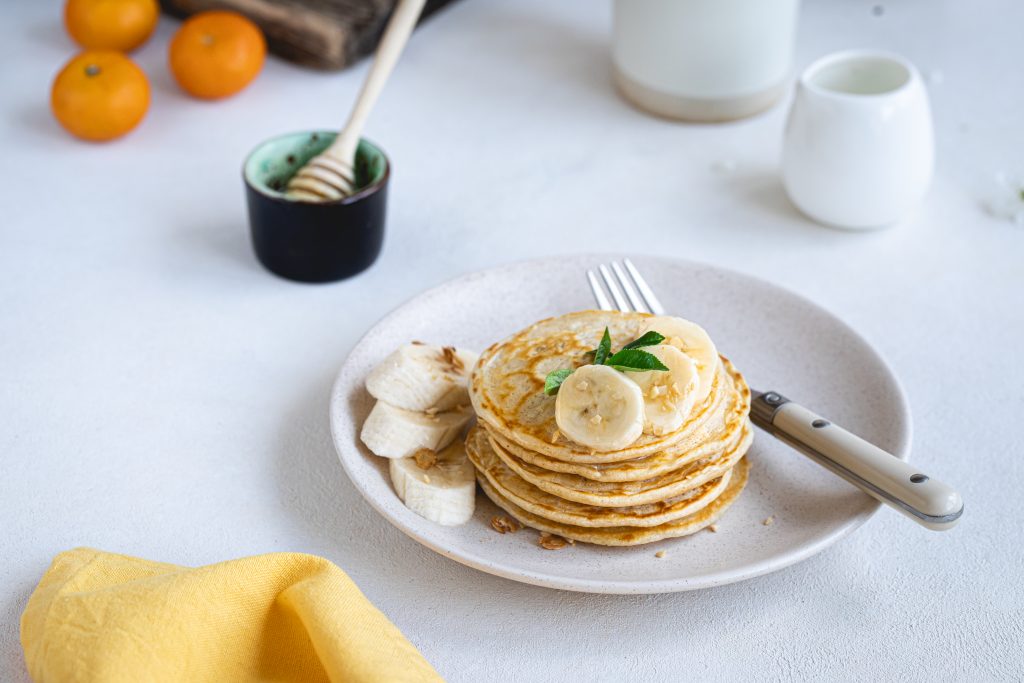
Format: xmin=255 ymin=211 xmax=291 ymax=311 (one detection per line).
xmin=329 ymin=255 xmax=912 ymax=594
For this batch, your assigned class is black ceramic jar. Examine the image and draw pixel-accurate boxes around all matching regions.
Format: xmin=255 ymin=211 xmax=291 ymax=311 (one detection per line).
xmin=244 ymin=131 xmax=390 ymax=283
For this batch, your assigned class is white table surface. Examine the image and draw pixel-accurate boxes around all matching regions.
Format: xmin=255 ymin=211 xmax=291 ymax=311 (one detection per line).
xmin=2 ymin=0 xmax=1022 ymax=680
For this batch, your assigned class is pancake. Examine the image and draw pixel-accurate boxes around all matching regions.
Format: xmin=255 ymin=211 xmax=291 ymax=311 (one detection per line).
xmin=489 ymin=358 xmax=752 ymax=482
xmin=471 ymin=310 xmax=737 ymax=463
xmin=466 ymin=309 xmax=755 ymax=547
xmin=487 ymin=420 xmax=753 ymax=507
xmin=476 ymin=456 xmax=750 ymax=546
xmin=466 ymin=425 xmax=732 ymax=528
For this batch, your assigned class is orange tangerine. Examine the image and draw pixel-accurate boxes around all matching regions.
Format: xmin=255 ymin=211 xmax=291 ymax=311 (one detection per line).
xmin=51 ymin=51 xmax=150 ymax=141
xmin=169 ymin=11 xmax=266 ymax=99
xmin=64 ymin=0 xmax=160 ymax=52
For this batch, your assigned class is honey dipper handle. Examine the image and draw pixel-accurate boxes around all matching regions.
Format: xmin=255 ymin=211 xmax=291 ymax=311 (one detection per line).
xmin=750 ymin=391 xmax=963 ymax=531
xmin=328 ymin=0 xmax=428 ymax=162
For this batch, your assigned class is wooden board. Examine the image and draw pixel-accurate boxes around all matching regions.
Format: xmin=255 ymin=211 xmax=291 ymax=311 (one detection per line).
xmin=159 ymin=0 xmax=459 ymax=70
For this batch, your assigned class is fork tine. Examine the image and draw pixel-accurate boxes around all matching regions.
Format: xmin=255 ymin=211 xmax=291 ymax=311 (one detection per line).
xmin=611 ymin=261 xmax=648 ymax=313
xmin=587 ymin=270 xmax=613 ymax=311
xmin=598 ymin=264 xmax=630 ymax=311
xmin=623 ymin=259 xmax=666 ymax=315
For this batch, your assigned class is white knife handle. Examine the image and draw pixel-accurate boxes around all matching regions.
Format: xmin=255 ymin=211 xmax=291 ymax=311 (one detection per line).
xmin=750 ymin=392 xmax=963 ymax=531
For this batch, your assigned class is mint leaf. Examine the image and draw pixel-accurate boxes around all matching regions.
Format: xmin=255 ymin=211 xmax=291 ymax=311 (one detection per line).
xmin=622 ymin=330 xmax=665 ymax=350
xmin=544 ymin=369 xmax=575 ymax=395
xmin=605 ymin=349 xmax=669 ymax=372
xmin=593 ymin=327 xmax=612 ymax=366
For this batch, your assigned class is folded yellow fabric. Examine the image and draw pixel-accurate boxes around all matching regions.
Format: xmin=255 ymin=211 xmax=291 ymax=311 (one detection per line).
xmin=21 ymin=548 xmax=443 ymax=683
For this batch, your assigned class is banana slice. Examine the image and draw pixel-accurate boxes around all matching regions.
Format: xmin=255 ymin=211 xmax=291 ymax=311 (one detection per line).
xmin=360 ymin=401 xmax=472 ymax=459
xmin=390 ymin=440 xmax=476 ymax=526
xmin=639 ymin=316 xmax=718 ymax=404
xmin=366 ymin=343 xmax=479 ymax=412
xmin=627 ymin=345 xmax=699 ymax=436
xmin=554 ymin=364 xmax=645 ymax=451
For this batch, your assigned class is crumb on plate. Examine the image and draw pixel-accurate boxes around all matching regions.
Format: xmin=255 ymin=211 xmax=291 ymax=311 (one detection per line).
xmin=538 ymin=532 xmax=569 ymax=550
xmin=490 ymin=516 xmax=520 ymax=534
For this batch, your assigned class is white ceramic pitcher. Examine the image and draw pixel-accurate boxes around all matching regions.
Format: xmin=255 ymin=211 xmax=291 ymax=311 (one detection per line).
xmin=782 ymin=50 xmax=934 ymax=230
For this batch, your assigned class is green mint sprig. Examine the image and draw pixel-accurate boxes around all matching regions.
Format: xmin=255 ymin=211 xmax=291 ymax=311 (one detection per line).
xmin=543 ymin=327 xmax=668 ymax=395
xmin=593 ymin=328 xmax=612 ymax=366
xmin=605 ymin=348 xmax=668 ymax=372
xmin=543 ymin=369 xmax=575 ymax=395
xmin=622 ymin=330 xmax=665 ymax=350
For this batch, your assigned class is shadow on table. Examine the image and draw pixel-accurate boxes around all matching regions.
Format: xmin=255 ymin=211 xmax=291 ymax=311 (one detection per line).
xmin=271 ymin=367 xmax=481 ymax=585
xmin=730 ymin=171 xmax=815 ymax=226
xmin=168 ymin=220 xmax=265 ymax=280
xmin=13 ymin=104 xmax=65 ymax=143
xmin=27 ymin=17 xmax=68 ymax=50
xmin=1 ymin=581 xmax=36 ymax=683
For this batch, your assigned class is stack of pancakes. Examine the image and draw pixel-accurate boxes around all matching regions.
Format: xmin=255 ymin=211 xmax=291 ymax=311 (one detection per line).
xmin=467 ymin=311 xmax=753 ymax=546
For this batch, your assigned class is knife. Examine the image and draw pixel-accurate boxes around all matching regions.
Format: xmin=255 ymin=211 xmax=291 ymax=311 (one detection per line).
xmin=750 ymin=390 xmax=963 ymax=530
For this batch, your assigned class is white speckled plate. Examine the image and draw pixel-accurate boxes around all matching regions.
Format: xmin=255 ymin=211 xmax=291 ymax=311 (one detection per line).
xmin=329 ymin=256 xmax=911 ymax=593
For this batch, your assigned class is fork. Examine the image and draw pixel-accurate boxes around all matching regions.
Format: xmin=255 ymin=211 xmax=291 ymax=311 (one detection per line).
xmin=588 ymin=259 xmax=963 ymax=531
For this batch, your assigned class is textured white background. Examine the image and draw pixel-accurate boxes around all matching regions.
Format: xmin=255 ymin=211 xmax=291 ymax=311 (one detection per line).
xmin=2 ymin=0 xmax=1022 ymax=680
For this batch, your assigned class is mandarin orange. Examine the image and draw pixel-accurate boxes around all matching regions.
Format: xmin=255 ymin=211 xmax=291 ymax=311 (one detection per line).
xmin=168 ymin=12 xmax=266 ymax=99
xmin=51 ymin=51 xmax=151 ymax=141
xmin=64 ymin=0 xmax=159 ymax=52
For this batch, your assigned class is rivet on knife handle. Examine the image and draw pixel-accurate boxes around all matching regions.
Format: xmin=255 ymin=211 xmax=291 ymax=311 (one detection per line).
xmin=750 ymin=392 xmax=963 ymax=531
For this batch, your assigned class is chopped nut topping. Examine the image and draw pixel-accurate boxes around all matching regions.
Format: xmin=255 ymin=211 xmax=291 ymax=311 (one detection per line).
xmin=763 ymin=516 xmax=774 ymax=526
xmin=577 ymin=380 xmax=589 ymax=391
xmin=590 ymin=414 xmax=603 ymax=425
xmin=549 ymin=429 xmax=562 ymax=444
xmin=707 ymin=524 xmax=718 ymax=533
xmin=650 ymin=385 xmax=667 ymax=398
xmin=411 ymin=340 xmax=426 ymax=345
xmin=413 ymin=449 xmax=437 ymax=470
xmin=440 ymin=346 xmax=465 ymax=373
xmin=655 ymin=550 xmax=666 ymax=558
xmin=538 ymin=532 xmax=569 ymax=550
xmin=422 ymin=474 xmax=431 ymax=483
xmin=424 ymin=406 xmax=439 ymax=416
xmin=490 ymin=516 xmax=520 ymax=534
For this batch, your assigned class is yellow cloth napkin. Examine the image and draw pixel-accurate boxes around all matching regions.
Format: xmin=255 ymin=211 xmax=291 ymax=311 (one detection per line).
xmin=21 ymin=548 xmax=443 ymax=683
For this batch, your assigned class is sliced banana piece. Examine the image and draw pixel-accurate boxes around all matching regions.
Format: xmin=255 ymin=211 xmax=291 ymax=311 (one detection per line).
xmin=360 ymin=401 xmax=472 ymax=459
xmin=640 ymin=316 xmax=718 ymax=405
xmin=366 ymin=343 xmax=479 ymax=412
xmin=627 ymin=345 xmax=699 ymax=436
xmin=554 ymin=364 xmax=644 ymax=452
xmin=390 ymin=440 xmax=476 ymax=526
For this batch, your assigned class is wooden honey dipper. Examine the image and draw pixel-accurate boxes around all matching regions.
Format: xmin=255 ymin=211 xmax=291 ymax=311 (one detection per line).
xmin=287 ymin=0 xmax=427 ymax=201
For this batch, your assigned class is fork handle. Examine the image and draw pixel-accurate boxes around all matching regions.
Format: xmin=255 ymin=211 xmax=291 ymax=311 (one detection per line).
xmin=750 ymin=392 xmax=963 ymax=531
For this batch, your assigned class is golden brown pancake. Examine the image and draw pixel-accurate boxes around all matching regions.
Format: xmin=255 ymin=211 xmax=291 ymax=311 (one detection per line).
xmin=466 ymin=425 xmax=732 ymax=527
xmin=486 ymin=358 xmax=751 ymax=481
xmin=466 ymin=310 xmax=754 ymax=546
xmin=476 ymin=457 xmax=750 ymax=546
xmin=486 ymin=421 xmax=752 ymax=507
